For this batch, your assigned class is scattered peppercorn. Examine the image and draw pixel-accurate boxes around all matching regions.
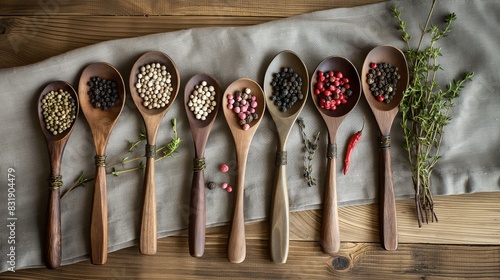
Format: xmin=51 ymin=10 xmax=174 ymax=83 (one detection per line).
xmin=367 ymin=62 xmax=400 ymax=103
xmin=206 ymin=181 xmax=216 ymax=190
xmin=270 ymin=67 xmax=304 ymax=112
xmin=221 ymin=182 xmax=228 ymax=189
xmin=314 ymin=70 xmax=353 ymax=111
xmin=219 ymin=164 xmax=229 ymax=173
xmin=41 ymin=89 xmax=77 ymax=135
xmin=226 ymin=186 xmax=233 ymax=193
xmin=87 ymin=76 xmax=119 ymax=111
xmin=187 ymin=80 xmax=216 ymax=121
xmin=135 ymin=62 xmax=173 ymax=109
xmin=227 ymin=88 xmax=259 ymax=130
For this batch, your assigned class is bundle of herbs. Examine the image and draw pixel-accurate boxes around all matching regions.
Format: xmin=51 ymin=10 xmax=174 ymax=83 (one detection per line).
xmin=392 ymin=1 xmax=474 ymax=227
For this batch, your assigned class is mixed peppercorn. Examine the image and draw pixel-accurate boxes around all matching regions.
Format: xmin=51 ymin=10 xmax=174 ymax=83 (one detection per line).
xmin=226 ymin=88 xmax=260 ymax=130
xmin=366 ymin=62 xmax=401 ymax=103
xmin=313 ymin=70 xmax=353 ymax=111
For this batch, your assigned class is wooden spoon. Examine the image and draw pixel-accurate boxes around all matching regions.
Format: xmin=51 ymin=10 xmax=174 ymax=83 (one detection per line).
xmin=37 ymin=81 xmax=79 ymax=269
xmin=78 ymin=62 xmax=126 ymax=264
xmin=263 ymin=50 xmax=308 ymax=263
xmin=222 ymin=78 xmax=266 ymax=263
xmin=310 ymin=56 xmax=361 ymax=254
xmin=129 ymin=51 xmax=180 ymax=255
xmin=183 ymin=74 xmax=221 ymax=258
xmin=361 ymin=45 xmax=409 ymax=251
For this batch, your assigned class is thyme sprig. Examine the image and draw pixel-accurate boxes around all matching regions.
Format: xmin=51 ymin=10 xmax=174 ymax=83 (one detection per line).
xmin=392 ymin=1 xmax=473 ymax=227
xmin=60 ymin=118 xmax=181 ymax=199
xmin=297 ymin=117 xmax=320 ymax=187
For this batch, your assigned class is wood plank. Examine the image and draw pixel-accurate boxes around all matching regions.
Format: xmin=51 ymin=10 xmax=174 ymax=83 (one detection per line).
xmin=194 ymin=192 xmax=500 ymax=245
xmin=0 ymin=15 xmax=276 ymax=68
xmin=0 ymin=0 xmax=384 ymax=16
xmin=3 ymin=238 xmax=500 ymax=279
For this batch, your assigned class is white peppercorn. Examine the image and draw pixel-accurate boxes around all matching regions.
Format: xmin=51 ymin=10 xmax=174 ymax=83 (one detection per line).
xmin=187 ymin=80 xmax=217 ymax=121
xmin=136 ymin=62 xmax=173 ymax=109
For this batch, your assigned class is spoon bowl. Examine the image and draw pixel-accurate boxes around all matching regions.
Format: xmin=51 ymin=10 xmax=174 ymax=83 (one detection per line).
xmin=310 ymin=56 xmax=361 ymax=255
xmin=129 ymin=51 xmax=180 ymax=255
xmin=183 ymin=73 xmax=221 ymax=258
xmin=78 ymin=62 xmax=126 ymax=264
xmin=361 ymin=45 xmax=409 ymax=251
xmin=37 ymin=81 xmax=79 ymax=269
xmin=222 ymin=78 xmax=266 ymax=263
xmin=263 ymin=50 xmax=308 ymax=263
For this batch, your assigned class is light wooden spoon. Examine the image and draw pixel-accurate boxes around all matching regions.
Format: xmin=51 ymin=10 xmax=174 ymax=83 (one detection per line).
xmin=129 ymin=51 xmax=180 ymax=255
xmin=222 ymin=78 xmax=266 ymax=263
xmin=184 ymin=74 xmax=221 ymax=258
xmin=263 ymin=50 xmax=308 ymax=263
xmin=361 ymin=45 xmax=409 ymax=251
xmin=37 ymin=81 xmax=79 ymax=269
xmin=78 ymin=62 xmax=126 ymax=265
xmin=310 ymin=56 xmax=361 ymax=255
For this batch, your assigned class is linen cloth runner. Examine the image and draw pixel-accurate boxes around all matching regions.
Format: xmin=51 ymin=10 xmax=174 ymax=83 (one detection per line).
xmin=1 ymin=0 xmax=499 ymax=271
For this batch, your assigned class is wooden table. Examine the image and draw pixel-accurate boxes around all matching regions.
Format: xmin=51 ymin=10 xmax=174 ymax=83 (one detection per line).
xmin=1 ymin=1 xmax=499 ymax=278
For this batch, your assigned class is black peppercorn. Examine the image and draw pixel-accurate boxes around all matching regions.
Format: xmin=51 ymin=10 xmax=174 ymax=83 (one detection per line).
xmin=207 ymin=181 xmax=216 ymax=190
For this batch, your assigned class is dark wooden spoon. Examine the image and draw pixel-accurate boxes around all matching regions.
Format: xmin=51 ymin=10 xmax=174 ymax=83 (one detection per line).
xmin=361 ymin=45 xmax=409 ymax=251
xmin=78 ymin=62 xmax=126 ymax=264
xmin=37 ymin=81 xmax=79 ymax=269
xmin=129 ymin=51 xmax=180 ymax=255
xmin=184 ymin=74 xmax=221 ymax=258
xmin=263 ymin=50 xmax=309 ymax=263
xmin=310 ymin=56 xmax=361 ymax=254
xmin=222 ymin=78 xmax=266 ymax=263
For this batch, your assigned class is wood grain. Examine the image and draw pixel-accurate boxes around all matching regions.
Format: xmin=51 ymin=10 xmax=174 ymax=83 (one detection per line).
xmin=3 ymin=238 xmax=500 ymax=279
xmin=0 ymin=0 xmax=384 ymax=16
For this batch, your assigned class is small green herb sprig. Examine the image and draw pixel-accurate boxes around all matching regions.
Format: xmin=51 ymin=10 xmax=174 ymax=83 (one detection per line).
xmin=392 ymin=1 xmax=473 ymax=227
xmin=61 ymin=118 xmax=181 ymax=199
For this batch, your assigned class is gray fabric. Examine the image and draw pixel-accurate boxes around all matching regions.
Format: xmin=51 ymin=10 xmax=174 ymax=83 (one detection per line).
xmin=1 ymin=0 xmax=499 ymax=272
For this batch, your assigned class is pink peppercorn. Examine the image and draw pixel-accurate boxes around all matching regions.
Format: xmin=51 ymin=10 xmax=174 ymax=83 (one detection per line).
xmin=221 ymin=182 xmax=228 ymax=189
xmin=241 ymin=105 xmax=248 ymax=113
xmin=226 ymin=186 xmax=233 ymax=193
xmin=233 ymin=106 xmax=240 ymax=113
xmin=243 ymin=123 xmax=250 ymax=130
xmin=251 ymin=101 xmax=257 ymax=108
xmin=251 ymin=96 xmax=256 ymax=101
xmin=220 ymin=164 xmax=229 ymax=173
xmin=227 ymin=104 xmax=233 ymax=110
xmin=238 ymin=112 xmax=246 ymax=120
xmin=249 ymin=108 xmax=255 ymax=113
xmin=227 ymin=94 xmax=234 ymax=99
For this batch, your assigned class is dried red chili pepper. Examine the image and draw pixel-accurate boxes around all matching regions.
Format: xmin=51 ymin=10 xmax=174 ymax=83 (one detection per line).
xmin=344 ymin=121 xmax=364 ymax=175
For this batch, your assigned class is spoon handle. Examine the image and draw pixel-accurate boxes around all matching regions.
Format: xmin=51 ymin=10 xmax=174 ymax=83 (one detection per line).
xmin=91 ymin=162 xmax=108 ymax=265
xmin=140 ymin=156 xmax=157 ymax=255
xmin=189 ymin=166 xmax=206 ymax=258
xmin=45 ymin=180 xmax=61 ymax=269
xmin=379 ymin=136 xmax=398 ymax=250
xmin=270 ymin=151 xmax=289 ymax=263
xmin=321 ymin=149 xmax=340 ymax=254
xmin=227 ymin=148 xmax=248 ymax=263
